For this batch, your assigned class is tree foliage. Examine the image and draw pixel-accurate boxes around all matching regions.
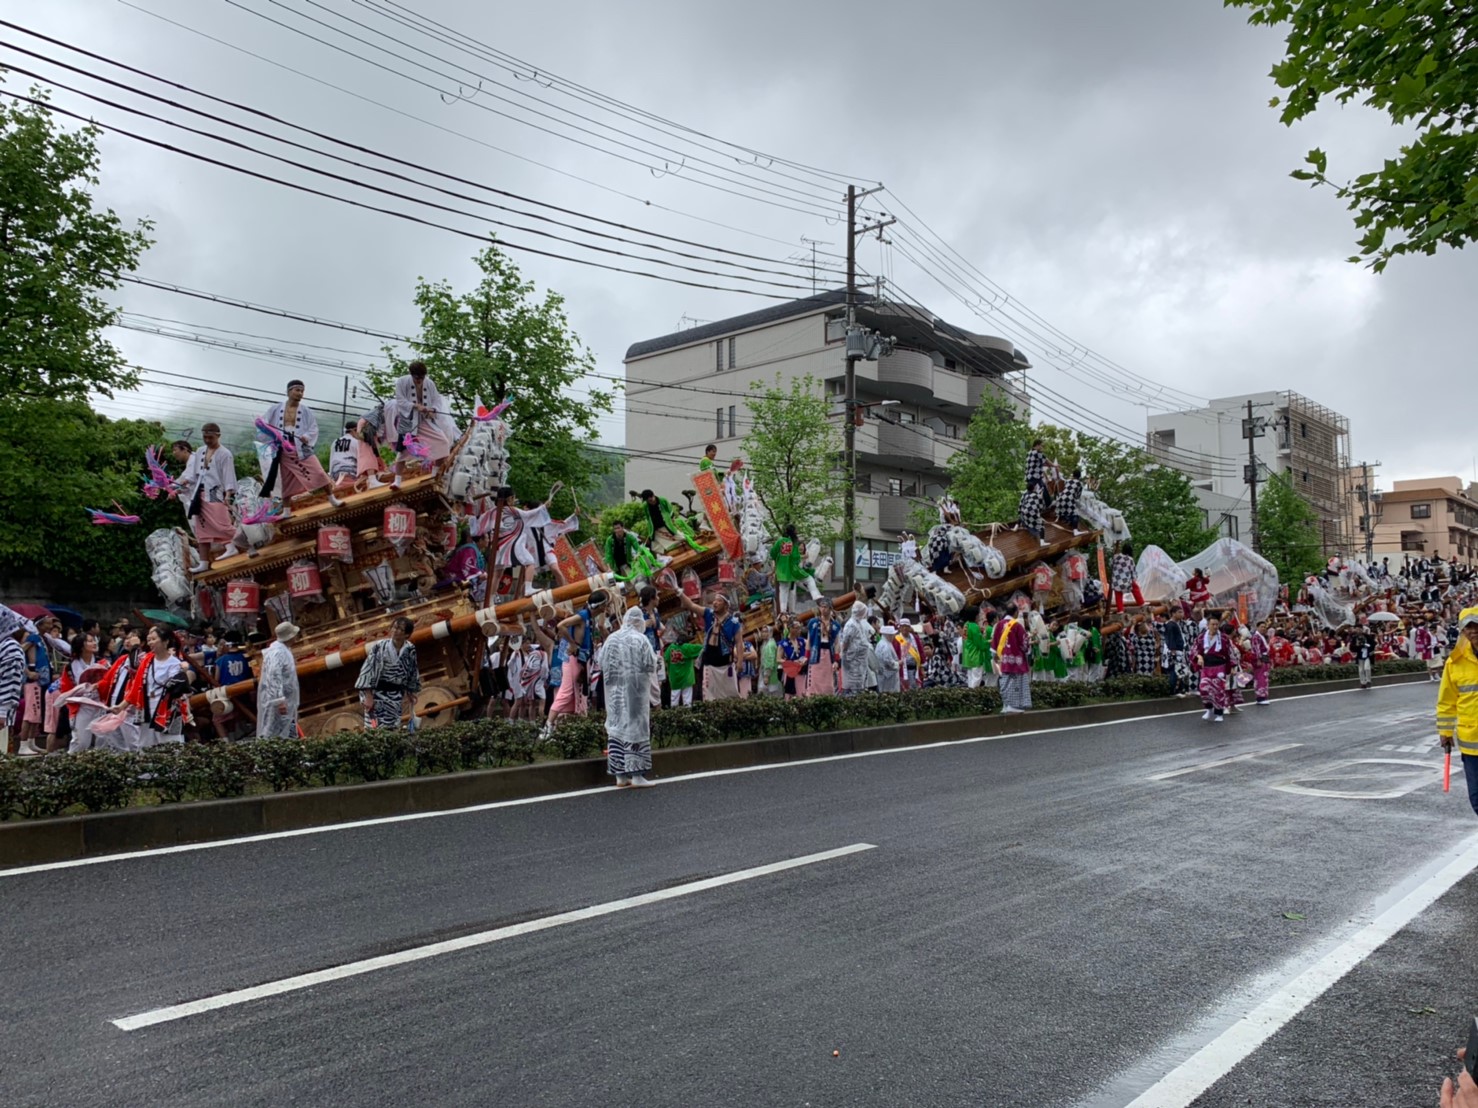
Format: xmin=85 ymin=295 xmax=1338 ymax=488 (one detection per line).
xmin=0 ymin=400 xmax=177 ymax=592
xmin=1257 ymin=469 xmax=1325 ymax=584
xmin=1227 ymin=0 xmax=1478 ymax=271
xmin=742 ymin=373 xmax=847 ymax=542
xmin=365 ymin=243 xmax=614 ymax=514
xmin=945 ymin=390 xmax=1030 ymax=526
xmin=0 ymin=85 xmax=153 ymax=399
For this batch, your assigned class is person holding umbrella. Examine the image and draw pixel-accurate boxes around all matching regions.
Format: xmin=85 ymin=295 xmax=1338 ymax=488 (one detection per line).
xmin=1436 ymin=607 xmax=1478 ymax=816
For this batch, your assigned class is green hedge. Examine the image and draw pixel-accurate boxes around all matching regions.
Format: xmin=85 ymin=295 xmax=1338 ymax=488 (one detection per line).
xmin=0 ymin=659 xmax=1430 ymax=822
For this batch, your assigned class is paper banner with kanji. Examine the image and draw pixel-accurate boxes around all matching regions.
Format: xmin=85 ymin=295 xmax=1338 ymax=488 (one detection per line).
xmin=691 ymin=469 xmax=742 ymax=560
xmin=573 ymin=540 xmax=606 ymax=580
xmin=551 ymin=535 xmax=584 ymax=586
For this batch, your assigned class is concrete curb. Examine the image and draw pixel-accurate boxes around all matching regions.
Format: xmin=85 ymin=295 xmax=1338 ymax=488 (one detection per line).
xmin=0 ymin=671 xmax=1431 ymax=868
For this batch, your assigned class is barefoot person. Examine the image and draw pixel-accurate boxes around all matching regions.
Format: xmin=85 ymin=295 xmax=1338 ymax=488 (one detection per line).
xmin=259 ymin=381 xmax=343 ymax=511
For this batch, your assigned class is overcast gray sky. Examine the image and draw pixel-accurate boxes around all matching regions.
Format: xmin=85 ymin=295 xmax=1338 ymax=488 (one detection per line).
xmin=14 ymin=0 xmax=1475 ymax=489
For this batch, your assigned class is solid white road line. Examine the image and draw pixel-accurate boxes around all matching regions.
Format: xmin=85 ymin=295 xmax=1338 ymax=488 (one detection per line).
xmin=1118 ymin=828 xmax=1478 ymax=1108
xmin=111 ymin=842 xmax=876 ymax=1031
xmin=0 ymin=682 xmax=1423 ymax=878
xmin=1146 ymin=743 xmax=1303 ymax=781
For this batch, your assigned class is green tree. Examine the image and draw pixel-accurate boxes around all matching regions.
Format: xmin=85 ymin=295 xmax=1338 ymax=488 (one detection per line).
xmin=366 ymin=242 xmax=614 ymax=513
xmin=1257 ymin=470 xmax=1324 ymax=584
xmin=0 ymin=400 xmax=177 ymax=593
xmin=0 ymin=85 xmax=153 ymax=399
xmin=742 ymin=373 xmax=846 ymax=542
xmin=945 ymin=390 xmax=1030 ymax=526
xmin=1227 ymin=0 xmax=1478 ymax=271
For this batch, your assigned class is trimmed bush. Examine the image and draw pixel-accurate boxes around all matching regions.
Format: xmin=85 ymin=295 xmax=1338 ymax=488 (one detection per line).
xmin=0 ymin=661 xmax=1429 ymax=823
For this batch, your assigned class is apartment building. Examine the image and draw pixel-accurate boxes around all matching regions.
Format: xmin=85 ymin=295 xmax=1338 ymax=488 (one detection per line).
xmin=1368 ymin=477 xmax=1478 ymax=564
xmin=1146 ymin=390 xmax=1352 ymax=555
xmin=623 ymin=289 xmax=1030 ymax=580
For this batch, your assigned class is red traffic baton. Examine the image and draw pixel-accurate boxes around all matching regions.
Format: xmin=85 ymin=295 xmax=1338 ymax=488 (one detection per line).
xmin=1444 ymin=749 xmax=1452 ymax=793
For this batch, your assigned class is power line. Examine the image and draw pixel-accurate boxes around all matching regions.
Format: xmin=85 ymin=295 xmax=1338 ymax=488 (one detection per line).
xmin=116 ymin=0 xmax=821 ymax=253
xmin=363 ymin=0 xmax=870 ymax=189
xmin=0 ymin=25 xmax=845 ymax=282
xmin=0 ymin=71 xmax=823 ymax=299
xmin=220 ymin=0 xmax=846 ymax=220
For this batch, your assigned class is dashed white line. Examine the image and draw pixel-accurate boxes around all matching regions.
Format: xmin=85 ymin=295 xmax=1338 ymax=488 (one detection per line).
xmin=111 ymin=842 xmax=876 ymax=1031
xmin=1146 ymin=744 xmax=1303 ymax=781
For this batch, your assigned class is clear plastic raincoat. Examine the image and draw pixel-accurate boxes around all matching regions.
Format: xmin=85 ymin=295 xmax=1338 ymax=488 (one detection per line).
xmin=599 ymin=607 xmax=658 ymax=775
xmin=256 ymin=640 xmax=301 ymax=739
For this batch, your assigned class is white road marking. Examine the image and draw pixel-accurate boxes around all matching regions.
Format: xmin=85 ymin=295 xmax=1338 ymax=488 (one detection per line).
xmin=111 ymin=842 xmax=876 ymax=1031
xmin=1146 ymin=744 xmax=1303 ymax=781
xmin=0 ymin=682 xmax=1426 ymax=878
xmin=1117 ymin=829 xmax=1478 ymax=1108
xmin=1271 ymin=758 xmax=1439 ymax=800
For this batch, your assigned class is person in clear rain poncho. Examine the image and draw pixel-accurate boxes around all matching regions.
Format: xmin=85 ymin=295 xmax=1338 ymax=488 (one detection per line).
xmin=256 ymin=622 xmax=302 ymax=739
xmin=837 ymin=602 xmax=873 ymax=695
xmin=600 ymin=606 xmax=659 ymax=788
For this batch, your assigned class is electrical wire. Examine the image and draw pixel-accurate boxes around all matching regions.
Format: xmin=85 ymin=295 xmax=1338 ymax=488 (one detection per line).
xmin=116 ymin=0 xmax=822 ymax=253
xmin=0 ymin=26 xmax=845 ymax=283
xmin=0 ymin=76 xmax=822 ymax=299
xmin=221 ymin=0 xmax=846 ymax=220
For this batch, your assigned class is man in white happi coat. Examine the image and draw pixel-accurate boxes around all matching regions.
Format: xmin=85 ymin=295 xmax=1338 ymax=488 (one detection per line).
xmin=259 ymin=380 xmax=342 ymax=510
xmin=172 ymin=424 xmax=239 ymax=571
xmin=393 ymin=361 xmax=462 ymax=467
xmin=478 ymin=482 xmax=569 ymax=596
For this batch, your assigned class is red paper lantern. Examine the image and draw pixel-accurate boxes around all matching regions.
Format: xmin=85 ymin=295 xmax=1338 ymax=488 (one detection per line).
xmin=1065 ymin=554 xmax=1087 ymax=582
xmin=440 ymin=520 xmax=459 ymax=550
xmin=1031 ymin=565 xmax=1053 ymax=593
xmin=383 ymin=505 xmax=417 ymax=543
xmin=717 ymin=560 xmax=736 ymax=583
xmin=224 ymin=579 xmax=261 ymax=616
xmin=287 ymin=561 xmax=323 ymax=600
xmin=317 ymin=525 xmax=353 ymax=561
xmin=195 ymin=586 xmax=219 ymax=620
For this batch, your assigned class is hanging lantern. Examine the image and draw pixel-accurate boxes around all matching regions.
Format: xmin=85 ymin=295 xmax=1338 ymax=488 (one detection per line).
xmin=717 ymin=559 xmax=736 ymax=583
xmin=680 ymin=567 xmax=703 ymax=600
xmin=384 ymin=505 xmax=417 ymax=554
xmin=224 ymin=579 xmax=261 ymax=617
xmin=1031 ymin=564 xmax=1053 ymax=593
xmin=195 ymin=586 xmax=220 ymax=621
xmin=440 ymin=519 xmax=459 ymax=551
xmin=287 ymin=560 xmax=324 ymax=600
xmin=317 ymin=524 xmax=353 ymax=563
xmin=1065 ymin=553 xmax=1087 ymax=582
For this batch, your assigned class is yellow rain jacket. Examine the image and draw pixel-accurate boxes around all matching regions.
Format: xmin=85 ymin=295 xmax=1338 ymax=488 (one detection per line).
xmin=1435 ymin=607 xmax=1478 ymax=755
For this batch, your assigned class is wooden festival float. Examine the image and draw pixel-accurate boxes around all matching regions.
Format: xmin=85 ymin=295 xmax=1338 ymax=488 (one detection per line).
xmin=139 ymin=427 xmax=1113 ymax=735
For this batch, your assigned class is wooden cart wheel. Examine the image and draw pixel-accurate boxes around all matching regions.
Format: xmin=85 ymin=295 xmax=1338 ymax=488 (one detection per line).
xmin=310 ymin=710 xmax=364 ymax=737
xmin=414 ymin=684 xmax=460 ymax=729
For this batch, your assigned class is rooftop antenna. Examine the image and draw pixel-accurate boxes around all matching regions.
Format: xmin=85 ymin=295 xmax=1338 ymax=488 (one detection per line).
xmin=799 ymin=236 xmax=831 ymax=294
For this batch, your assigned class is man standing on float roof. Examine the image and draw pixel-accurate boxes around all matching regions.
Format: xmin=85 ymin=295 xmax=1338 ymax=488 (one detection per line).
xmin=259 ymin=380 xmax=343 ymax=510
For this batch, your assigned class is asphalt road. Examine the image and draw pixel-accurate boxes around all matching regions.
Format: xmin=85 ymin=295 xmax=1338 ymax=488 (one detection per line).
xmin=4 ymin=681 xmax=1477 ymax=1107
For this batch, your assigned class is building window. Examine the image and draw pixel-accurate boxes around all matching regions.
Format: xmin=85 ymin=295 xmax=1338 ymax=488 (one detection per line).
xmin=944 ymin=358 xmax=957 ymax=370
xmin=715 ymin=342 xmax=723 ymax=373
xmin=1401 ymin=530 xmax=1425 ymax=551
xmin=727 ymin=336 xmax=736 ymax=369
xmin=715 ymin=407 xmax=723 ymax=438
xmin=1412 ymin=503 xmax=1432 ymax=519
xmin=1221 ymin=513 xmax=1239 ymax=540
xmin=897 ymin=411 xmax=916 ymax=425
xmin=1300 ymin=421 xmax=1308 ymax=438
xmin=727 ymin=405 xmax=736 ymax=438
xmin=945 ymin=423 xmax=959 ymax=439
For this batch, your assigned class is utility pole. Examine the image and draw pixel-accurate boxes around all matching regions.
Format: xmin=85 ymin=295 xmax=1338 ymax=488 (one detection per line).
xmin=1244 ymin=398 xmax=1262 ymax=555
xmin=842 ymin=184 xmax=892 ymax=591
xmin=1356 ymin=459 xmax=1381 ymax=564
xmin=340 ymin=377 xmax=350 ymax=429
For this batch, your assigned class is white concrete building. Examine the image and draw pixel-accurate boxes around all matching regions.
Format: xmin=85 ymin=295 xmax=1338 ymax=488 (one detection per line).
xmin=623 ymin=290 xmax=1030 ymax=582
xmin=1146 ymin=390 xmax=1351 ymax=555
